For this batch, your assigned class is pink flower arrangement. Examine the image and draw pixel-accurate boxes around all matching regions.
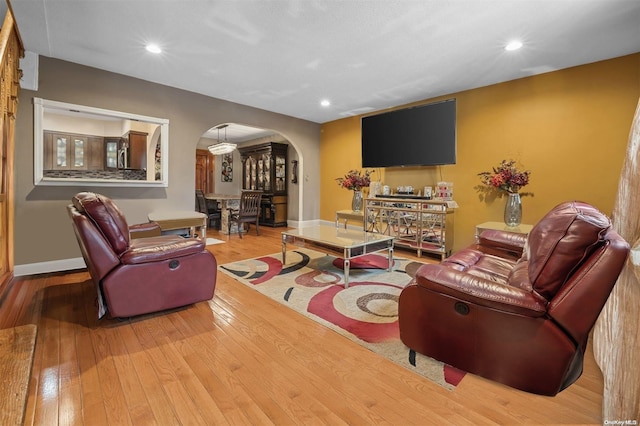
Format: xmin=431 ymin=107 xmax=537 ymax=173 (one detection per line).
xmin=478 ymin=160 xmax=530 ymax=194
xmin=336 ymin=169 xmax=373 ymax=191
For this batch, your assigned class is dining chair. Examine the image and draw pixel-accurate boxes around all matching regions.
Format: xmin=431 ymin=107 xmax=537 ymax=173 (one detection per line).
xmin=228 ymin=190 xmax=263 ymax=238
xmin=195 ymin=189 xmax=221 ymax=230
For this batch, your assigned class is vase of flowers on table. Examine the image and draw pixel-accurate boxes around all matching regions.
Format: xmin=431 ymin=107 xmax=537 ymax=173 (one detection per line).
xmin=336 ymin=169 xmax=373 ymax=212
xmin=478 ymin=160 xmax=531 ymax=227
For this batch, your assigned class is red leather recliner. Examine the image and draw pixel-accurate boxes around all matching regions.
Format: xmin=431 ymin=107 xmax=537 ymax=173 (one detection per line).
xmin=68 ymin=192 xmax=217 ymax=319
xmin=399 ymin=201 xmax=629 ymax=395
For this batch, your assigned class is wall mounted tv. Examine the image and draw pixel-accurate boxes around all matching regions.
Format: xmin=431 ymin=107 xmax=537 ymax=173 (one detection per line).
xmin=361 ymin=98 xmax=456 ymax=168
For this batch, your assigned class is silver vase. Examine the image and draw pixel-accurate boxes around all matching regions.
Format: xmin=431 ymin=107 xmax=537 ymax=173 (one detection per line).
xmin=504 ymin=192 xmax=522 ymax=227
xmin=352 ymin=190 xmax=363 ymax=212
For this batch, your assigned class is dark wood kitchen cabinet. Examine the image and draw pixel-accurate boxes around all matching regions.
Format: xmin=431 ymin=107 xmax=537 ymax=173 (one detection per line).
xmin=43 ymin=131 xmax=103 ymax=171
xmin=125 ymin=131 xmax=148 ymax=170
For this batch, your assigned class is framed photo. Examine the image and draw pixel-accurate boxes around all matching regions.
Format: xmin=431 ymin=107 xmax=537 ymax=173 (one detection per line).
xmin=221 ymin=152 xmax=233 ymax=182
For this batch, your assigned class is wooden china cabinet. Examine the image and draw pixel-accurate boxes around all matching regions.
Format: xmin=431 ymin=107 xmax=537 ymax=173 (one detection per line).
xmin=238 ymin=142 xmax=288 ymax=227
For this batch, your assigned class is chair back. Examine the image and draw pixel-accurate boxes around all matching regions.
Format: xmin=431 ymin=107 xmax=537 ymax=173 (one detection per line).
xmin=238 ymin=190 xmax=263 ymax=218
xmin=522 ymin=201 xmax=620 ymax=300
xmin=71 ymin=192 xmax=131 ymax=254
xmin=513 ymin=201 xmax=629 ymax=347
xmin=67 ymin=195 xmax=122 ymax=284
xmin=195 ymin=190 xmax=208 ymax=214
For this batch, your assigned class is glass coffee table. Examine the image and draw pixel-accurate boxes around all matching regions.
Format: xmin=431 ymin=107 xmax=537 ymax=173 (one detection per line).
xmin=281 ymin=225 xmax=395 ymax=288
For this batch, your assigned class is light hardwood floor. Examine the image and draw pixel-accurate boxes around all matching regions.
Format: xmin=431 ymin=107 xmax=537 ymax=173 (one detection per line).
xmin=1 ymin=226 xmax=603 ymax=425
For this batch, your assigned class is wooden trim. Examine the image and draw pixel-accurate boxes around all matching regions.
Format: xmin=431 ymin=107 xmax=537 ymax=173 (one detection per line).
xmin=0 ymin=4 xmax=25 ymax=285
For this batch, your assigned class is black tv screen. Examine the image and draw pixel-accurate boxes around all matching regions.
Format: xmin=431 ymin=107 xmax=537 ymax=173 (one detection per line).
xmin=361 ymin=99 xmax=456 ymax=168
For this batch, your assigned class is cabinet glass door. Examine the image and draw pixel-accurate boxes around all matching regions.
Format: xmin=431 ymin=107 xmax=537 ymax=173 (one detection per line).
xmin=73 ymin=138 xmax=85 ymax=168
xmin=105 ymin=141 xmax=118 ymax=168
xmin=275 ymin=155 xmax=286 ymax=192
xmin=262 ymin=154 xmax=271 ymax=191
xmin=56 ymin=136 xmax=67 ymax=168
xmin=250 ymin=158 xmax=257 ymax=189
xmin=244 ymin=158 xmax=251 ymax=189
xmin=257 ymin=158 xmax=264 ymax=189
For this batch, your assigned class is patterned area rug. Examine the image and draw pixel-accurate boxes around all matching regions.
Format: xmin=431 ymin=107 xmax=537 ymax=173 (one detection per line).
xmin=219 ymin=248 xmax=465 ymax=390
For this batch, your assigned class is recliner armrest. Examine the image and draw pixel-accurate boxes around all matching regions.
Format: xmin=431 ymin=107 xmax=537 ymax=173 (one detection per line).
xmin=121 ymin=236 xmax=206 ymax=264
xmin=129 ymin=221 xmax=162 ymax=239
xmin=414 ymin=264 xmax=547 ymax=317
xmin=477 ymin=229 xmax=526 ymax=260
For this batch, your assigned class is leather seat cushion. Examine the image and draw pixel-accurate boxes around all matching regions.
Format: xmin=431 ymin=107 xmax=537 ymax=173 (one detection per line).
xmin=440 ymin=248 xmax=517 ymax=285
xmin=122 ymin=236 xmax=206 ymax=264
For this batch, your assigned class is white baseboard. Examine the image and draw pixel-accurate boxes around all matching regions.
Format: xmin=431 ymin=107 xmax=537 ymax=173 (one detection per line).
xmin=14 ymin=257 xmax=86 ymax=277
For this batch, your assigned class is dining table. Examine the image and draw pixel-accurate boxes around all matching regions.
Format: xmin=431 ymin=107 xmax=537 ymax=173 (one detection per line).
xmin=205 ymin=193 xmax=242 ymax=234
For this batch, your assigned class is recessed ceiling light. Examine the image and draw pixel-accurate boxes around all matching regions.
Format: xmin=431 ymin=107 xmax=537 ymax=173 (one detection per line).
xmin=320 ymin=99 xmax=331 ymax=107
xmin=145 ymin=44 xmax=162 ymax=54
xmin=505 ymin=40 xmax=523 ymax=51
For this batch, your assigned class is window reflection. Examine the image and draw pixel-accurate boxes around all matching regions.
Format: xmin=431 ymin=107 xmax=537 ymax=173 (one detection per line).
xmin=33 ymin=98 xmax=169 ymax=187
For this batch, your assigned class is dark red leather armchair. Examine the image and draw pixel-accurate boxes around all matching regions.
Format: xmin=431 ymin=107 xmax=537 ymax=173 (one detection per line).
xmin=399 ymin=201 xmax=629 ymax=395
xmin=68 ymin=192 xmax=217 ymax=319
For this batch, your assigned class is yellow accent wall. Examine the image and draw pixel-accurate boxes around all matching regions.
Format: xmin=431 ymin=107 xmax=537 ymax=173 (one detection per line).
xmin=321 ymin=53 xmax=640 ymax=254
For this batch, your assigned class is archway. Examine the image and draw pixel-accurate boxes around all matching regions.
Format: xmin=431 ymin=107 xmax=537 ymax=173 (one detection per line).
xmin=196 ymin=123 xmax=303 ymax=225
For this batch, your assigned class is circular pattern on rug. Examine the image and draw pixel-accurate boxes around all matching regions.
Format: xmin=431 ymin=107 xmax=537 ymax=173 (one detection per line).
xmin=356 ymin=293 xmax=399 ymax=317
xmin=307 ymin=282 xmax=403 ymax=343
xmin=294 ymin=269 xmax=341 ymax=287
xmin=332 ymin=285 xmax=400 ymax=323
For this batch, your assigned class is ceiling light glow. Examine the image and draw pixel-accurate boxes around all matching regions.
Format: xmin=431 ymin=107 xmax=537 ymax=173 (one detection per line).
xmin=320 ymin=99 xmax=331 ymax=107
xmin=505 ymin=40 xmax=523 ymax=51
xmin=146 ymin=44 xmax=162 ymax=54
xmin=208 ymin=142 xmax=236 ymax=155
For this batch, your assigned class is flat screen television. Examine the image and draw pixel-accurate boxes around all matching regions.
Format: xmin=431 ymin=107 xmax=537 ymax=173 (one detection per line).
xmin=361 ymin=98 xmax=456 ymax=168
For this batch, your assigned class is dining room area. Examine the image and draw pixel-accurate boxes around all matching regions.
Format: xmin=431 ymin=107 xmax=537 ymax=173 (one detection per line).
xmin=195 ymin=123 xmax=299 ymax=238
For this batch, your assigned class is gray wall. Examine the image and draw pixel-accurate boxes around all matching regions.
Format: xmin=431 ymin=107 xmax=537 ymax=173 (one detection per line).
xmin=15 ymin=57 xmax=321 ymax=269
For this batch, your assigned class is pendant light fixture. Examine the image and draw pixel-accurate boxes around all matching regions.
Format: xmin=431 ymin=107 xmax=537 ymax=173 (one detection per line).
xmin=208 ymin=124 xmax=236 ymax=155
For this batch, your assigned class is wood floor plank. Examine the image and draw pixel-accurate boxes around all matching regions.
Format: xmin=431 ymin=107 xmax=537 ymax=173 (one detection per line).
xmin=211 ymin=277 xmax=472 ymax=425
xmin=173 ymin=303 xmax=301 ymax=425
xmin=75 ymin=329 xmax=109 ymax=424
xmin=172 ymin=306 xmax=280 ymax=426
xmin=115 ymin=324 xmax=181 ymax=424
xmin=128 ymin=318 xmax=209 ymax=425
xmin=4 ymin=226 xmax=604 ymax=425
xmin=57 ymin=283 xmax=84 ymax=425
xmin=0 ymin=324 xmax=37 ymax=426
xmin=102 ymin=323 xmax=156 ymax=424
xmin=151 ymin=313 xmax=233 ymax=425
xmin=21 ymin=276 xmax=46 ymax=426
xmin=31 ymin=280 xmax=60 ymax=425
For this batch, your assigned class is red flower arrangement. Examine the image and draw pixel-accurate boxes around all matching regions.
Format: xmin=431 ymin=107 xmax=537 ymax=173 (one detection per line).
xmin=478 ymin=160 xmax=531 ymax=194
xmin=336 ymin=169 xmax=373 ymax=191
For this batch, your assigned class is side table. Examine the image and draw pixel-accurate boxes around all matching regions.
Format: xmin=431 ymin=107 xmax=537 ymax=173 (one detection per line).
xmin=335 ymin=209 xmax=364 ymax=229
xmin=475 ymin=221 xmax=533 ymax=242
xmin=147 ymin=210 xmax=207 ymax=240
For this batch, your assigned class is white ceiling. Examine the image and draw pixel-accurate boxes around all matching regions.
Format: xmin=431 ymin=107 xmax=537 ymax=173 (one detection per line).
xmin=11 ymin=0 xmax=640 ymax=128
xmin=201 ymin=123 xmax=278 ymax=145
